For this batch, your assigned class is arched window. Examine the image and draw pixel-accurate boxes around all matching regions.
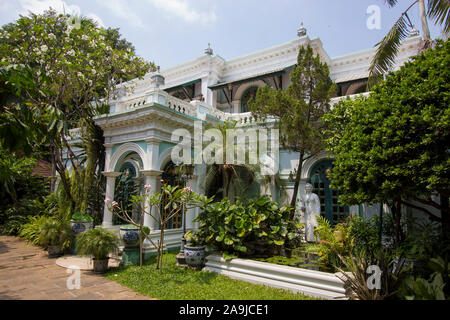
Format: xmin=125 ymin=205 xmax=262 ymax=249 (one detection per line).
xmin=310 ymin=159 xmax=349 ymax=225
xmin=240 ymin=86 xmax=259 ymax=113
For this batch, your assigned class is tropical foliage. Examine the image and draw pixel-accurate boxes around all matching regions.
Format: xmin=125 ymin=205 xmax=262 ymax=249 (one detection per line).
xmin=76 ymin=228 xmax=119 ymax=260
xmin=108 ymin=183 xmax=212 ymax=270
xmin=0 ymin=10 xmax=153 ymax=214
xmin=192 ymin=196 xmax=302 ymax=258
xmin=369 ymin=0 xmax=449 ymax=83
xmin=37 ymin=218 xmax=74 ymax=250
xmin=323 ymin=40 xmax=450 ymax=241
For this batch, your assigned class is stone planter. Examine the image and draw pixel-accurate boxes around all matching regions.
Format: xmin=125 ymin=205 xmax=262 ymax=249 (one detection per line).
xmin=93 ymin=258 xmax=109 ymax=273
xmin=47 ymin=245 xmax=62 ymax=258
xmin=70 ymin=220 xmax=93 ymax=236
xmin=119 ymin=225 xmax=140 ymax=248
xmin=185 ymin=245 xmax=206 ymax=268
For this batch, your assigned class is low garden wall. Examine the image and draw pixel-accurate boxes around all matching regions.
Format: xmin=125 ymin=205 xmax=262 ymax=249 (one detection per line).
xmin=204 ymin=254 xmax=347 ymax=300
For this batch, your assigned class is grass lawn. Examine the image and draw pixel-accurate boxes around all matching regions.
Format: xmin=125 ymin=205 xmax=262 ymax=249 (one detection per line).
xmin=105 ymin=251 xmax=318 ymax=300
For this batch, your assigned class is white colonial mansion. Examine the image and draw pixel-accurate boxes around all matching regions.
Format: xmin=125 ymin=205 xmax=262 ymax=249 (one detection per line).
xmin=72 ymin=25 xmax=423 ymax=250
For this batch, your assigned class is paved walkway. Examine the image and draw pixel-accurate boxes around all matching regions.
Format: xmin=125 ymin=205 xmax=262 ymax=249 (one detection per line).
xmin=0 ymin=236 xmax=152 ymax=300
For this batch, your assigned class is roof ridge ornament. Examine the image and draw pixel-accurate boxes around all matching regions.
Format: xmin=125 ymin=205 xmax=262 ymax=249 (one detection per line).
xmin=150 ymin=65 xmax=165 ymax=89
xmin=204 ymin=43 xmax=213 ymax=56
xmin=297 ymin=22 xmax=307 ymax=37
xmin=409 ymin=26 xmax=420 ymax=37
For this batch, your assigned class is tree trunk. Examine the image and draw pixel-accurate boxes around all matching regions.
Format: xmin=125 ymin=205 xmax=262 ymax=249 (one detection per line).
xmin=391 ymin=199 xmax=403 ymax=247
xmin=419 ymin=0 xmax=432 ymax=46
xmin=290 ymin=151 xmax=305 ymax=208
xmin=440 ymin=193 xmax=450 ymax=240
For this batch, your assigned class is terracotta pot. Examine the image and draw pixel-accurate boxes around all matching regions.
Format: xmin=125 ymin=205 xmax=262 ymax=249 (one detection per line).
xmin=93 ymin=258 xmax=109 ymax=273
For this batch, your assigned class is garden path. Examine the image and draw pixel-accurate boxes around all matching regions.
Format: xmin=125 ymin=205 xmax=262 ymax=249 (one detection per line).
xmin=0 ymin=235 xmax=153 ymax=300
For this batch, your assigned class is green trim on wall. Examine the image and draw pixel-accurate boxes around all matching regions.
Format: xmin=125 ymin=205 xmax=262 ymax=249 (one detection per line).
xmin=159 ymin=141 xmax=176 ymax=156
xmin=112 ymin=143 xmax=123 ymax=156
xmin=136 ymin=141 xmax=147 ymax=153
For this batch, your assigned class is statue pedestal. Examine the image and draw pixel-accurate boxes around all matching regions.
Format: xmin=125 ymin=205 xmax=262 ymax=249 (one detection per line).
xmin=120 ymin=248 xmax=140 ymax=266
xmin=120 ymin=247 xmax=171 ymax=266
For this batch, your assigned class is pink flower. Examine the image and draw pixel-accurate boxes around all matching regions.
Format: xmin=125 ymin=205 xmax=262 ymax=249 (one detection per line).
xmin=104 ymin=198 xmax=111 ymax=204
xmin=112 ymin=201 xmax=119 ymax=207
xmin=183 ymin=187 xmax=192 ymax=194
xmin=144 ymin=184 xmax=151 ymax=191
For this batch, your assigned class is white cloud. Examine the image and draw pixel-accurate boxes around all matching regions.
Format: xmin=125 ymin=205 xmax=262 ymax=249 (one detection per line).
xmin=16 ymin=0 xmax=106 ymax=27
xmin=148 ymin=0 xmax=217 ymax=25
xmin=86 ymin=13 xmax=105 ymax=28
xmin=95 ymin=0 xmax=144 ymax=28
xmin=18 ymin=0 xmax=81 ymax=16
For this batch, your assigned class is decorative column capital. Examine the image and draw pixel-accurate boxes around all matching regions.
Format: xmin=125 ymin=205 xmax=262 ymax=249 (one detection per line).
xmin=102 ymin=171 xmax=122 ymax=178
xmin=141 ymin=170 xmax=163 ymax=177
xmin=145 ymin=138 xmax=161 ymax=145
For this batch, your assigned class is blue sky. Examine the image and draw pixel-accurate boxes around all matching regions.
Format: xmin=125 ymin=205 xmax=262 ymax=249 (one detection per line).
xmin=0 ymin=0 xmax=444 ymax=69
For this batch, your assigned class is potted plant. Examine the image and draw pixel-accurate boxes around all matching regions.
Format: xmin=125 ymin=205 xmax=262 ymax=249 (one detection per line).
xmin=75 ymin=228 xmax=119 ymax=273
xmin=184 ymin=230 xmax=206 ymax=268
xmin=37 ymin=219 xmax=74 ymax=258
xmin=70 ymin=212 xmax=94 ymax=235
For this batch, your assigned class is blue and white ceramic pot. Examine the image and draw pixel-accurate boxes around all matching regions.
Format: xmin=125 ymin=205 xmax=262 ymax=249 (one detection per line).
xmin=119 ymin=225 xmax=140 ymax=248
xmin=184 ymin=246 xmax=206 ymax=268
xmin=70 ymin=221 xmax=93 ymax=235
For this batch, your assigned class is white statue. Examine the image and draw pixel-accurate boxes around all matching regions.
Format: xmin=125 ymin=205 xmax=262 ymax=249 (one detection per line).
xmin=298 ymin=183 xmax=321 ymax=243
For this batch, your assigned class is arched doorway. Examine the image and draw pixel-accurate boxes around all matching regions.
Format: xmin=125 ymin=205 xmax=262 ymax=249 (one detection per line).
xmin=310 ymin=159 xmax=349 ymax=225
xmin=160 ymin=161 xmax=185 ymax=229
xmin=113 ymin=160 xmax=141 ymax=225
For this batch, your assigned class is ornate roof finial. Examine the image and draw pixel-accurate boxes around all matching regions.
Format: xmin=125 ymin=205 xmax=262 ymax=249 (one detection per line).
xmin=297 ymin=22 xmax=307 ymax=37
xmin=409 ymin=26 xmax=420 ymax=37
xmin=204 ymin=43 xmax=213 ymax=56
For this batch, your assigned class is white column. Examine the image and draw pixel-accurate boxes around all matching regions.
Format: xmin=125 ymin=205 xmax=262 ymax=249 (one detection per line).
xmin=145 ymin=139 xmax=160 ymax=171
xmin=141 ymin=170 xmax=162 ymax=231
xmin=193 ymin=164 xmax=207 ymax=230
xmin=185 ymin=175 xmax=198 ymax=230
xmin=102 ymin=172 xmax=122 ymax=227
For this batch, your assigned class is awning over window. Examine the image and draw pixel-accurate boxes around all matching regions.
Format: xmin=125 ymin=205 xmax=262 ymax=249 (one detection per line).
xmin=164 ymin=78 xmax=201 ymax=92
xmin=208 ymin=65 xmax=295 ymax=91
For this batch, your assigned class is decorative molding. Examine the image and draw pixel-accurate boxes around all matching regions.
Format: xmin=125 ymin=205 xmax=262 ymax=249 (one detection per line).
xmin=108 ymin=142 xmax=147 ymax=172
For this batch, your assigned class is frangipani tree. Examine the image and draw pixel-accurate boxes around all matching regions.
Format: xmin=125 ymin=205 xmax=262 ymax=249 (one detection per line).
xmin=107 ymin=183 xmax=212 ymax=271
xmin=0 ymin=10 xmax=153 ymax=211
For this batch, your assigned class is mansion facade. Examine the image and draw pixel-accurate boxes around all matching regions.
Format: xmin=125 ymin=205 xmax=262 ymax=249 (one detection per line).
xmin=75 ymin=27 xmax=423 ymax=250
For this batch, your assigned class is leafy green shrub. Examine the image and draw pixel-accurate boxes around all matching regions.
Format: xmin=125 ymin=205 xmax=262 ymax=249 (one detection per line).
xmin=314 ymin=216 xmax=353 ymax=269
xmin=37 ymin=218 xmax=74 ymax=251
xmin=399 ymin=257 xmax=449 ymax=300
xmin=19 ymin=215 xmax=54 ymax=245
xmin=75 ymin=228 xmax=119 ymax=260
xmin=71 ymin=211 xmax=93 ymax=222
xmin=1 ymin=198 xmax=46 ymax=235
xmin=348 ymin=216 xmax=381 ymax=258
xmin=336 ymin=249 xmax=410 ymax=300
xmin=192 ymin=196 xmax=301 ymax=257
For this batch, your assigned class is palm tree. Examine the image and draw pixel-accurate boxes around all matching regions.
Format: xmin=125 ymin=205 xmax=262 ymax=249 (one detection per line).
xmin=369 ymin=0 xmax=449 ymax=84
xmin=204 ymin=120 xmax=263 ymax=201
